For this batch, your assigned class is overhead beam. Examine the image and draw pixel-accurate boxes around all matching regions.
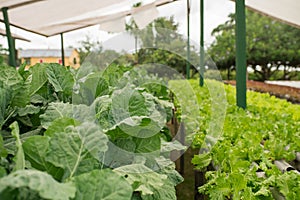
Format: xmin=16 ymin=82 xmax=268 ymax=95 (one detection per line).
xmin=2 ymin=7 xmax=17 ymax=67
xmin=235 ymin=0 xmax=247 ymax=109
xmin=0 ymin=28 xmax=31 ymax=42
xmin=7 ymin=0 xmax=44 ymax=9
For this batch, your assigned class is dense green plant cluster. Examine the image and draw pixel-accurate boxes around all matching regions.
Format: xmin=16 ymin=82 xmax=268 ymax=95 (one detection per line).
xmin=0 ymin=63 xmax=184 ymax=200
xmin=186 ymin=80 xmax=300 ymax=199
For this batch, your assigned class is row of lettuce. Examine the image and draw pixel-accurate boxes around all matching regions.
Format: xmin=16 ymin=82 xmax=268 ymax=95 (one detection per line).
xmin=185 ymin=79 xmax=300 ymax=199
xmin=0 ymin=63 xmax=185 ymax=200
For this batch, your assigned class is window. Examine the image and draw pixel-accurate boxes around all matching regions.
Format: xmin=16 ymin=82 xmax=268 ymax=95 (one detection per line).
xmin=25 ymin=58 xmax=31 ymax=65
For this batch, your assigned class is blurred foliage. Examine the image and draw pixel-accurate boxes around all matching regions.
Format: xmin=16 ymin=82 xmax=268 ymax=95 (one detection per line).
xmin=0 ymin=44 xmax=8 ymax=66
xmin=208 ymin=10 xmax=300 ymax=81
xmin=127 ymin=17 xmax=201 ymax=77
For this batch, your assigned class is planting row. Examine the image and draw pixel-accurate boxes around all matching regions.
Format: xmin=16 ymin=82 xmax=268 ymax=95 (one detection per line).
xmin=0 ymin=63 xmax=184 ymax=200
xmin=183 ymin=79 xmax=300 ymax=199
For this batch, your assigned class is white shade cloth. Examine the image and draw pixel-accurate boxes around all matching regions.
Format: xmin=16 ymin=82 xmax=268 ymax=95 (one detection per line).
xmin=132 ymin=3 xmax=159 ymax=29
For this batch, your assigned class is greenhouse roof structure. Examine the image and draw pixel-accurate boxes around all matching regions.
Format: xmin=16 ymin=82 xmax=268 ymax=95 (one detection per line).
xmin=0 ymin=0 xmax=175 ymax=37
xmin=243 ymin=0 xmax=300 ymax=29
xmin=0 ymin=27 xmax=30 ymax=41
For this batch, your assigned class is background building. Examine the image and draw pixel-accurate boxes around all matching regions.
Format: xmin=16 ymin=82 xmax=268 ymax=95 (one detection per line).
xmin=18 ymin=49 xmax=80 ymax=69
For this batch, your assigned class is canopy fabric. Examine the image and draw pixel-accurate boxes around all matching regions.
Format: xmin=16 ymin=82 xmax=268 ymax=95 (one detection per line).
xmin=0 ymin=27 xmax=30 ymax=41
xmin=0 ymin=0 xmax=175 ymax=37
xmin=237 ymin=0 xmax=300 ymax=29
xmin=0 ymin=0 xmax=42 ymax=9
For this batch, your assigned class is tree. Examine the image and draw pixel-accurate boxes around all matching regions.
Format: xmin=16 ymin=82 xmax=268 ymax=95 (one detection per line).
xmin=127 ymin=17 xmax=200 ymax=77
xmin=77 ymin=35 xmax=136 ymax=69
xmin=77 ymin=35 xmax=102 ymax=64
xmin=0 ymin=44 xmax=8 ymax=65
xmin=208 ymin=10 xmax=300 ymax=81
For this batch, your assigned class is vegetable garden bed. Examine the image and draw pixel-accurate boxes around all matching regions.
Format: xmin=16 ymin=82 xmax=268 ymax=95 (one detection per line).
xmin=224 ymin=80 xmax=300 ymax=103
xmin=0 ymin=63 xmax=185 ymax=199
xmin=1 ymin=62 xmax=299 ymax=200
xmin=174 ymin=80 xmax=300 ymax=200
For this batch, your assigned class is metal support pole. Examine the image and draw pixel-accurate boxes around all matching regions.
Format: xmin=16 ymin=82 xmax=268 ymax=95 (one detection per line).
xmin=199 ymin=0 xmax=204 ymax=86
xmin=60 ymin=33 xmax=65 ymax=66
xmin=179 ymin=122 xmax=185 ymax=175
xmin=186 ymin=0 xmax=191 ymax=79
xmin=2 ymin=7 xmax=17 ymax=67
xmin=235 ymin=0 xmax=247 ymax=109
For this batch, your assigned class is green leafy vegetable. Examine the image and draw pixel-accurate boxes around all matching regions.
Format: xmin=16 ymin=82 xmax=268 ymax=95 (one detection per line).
xmin=10 ymin=122 xmax=25 ymax=171
xmin=73 ymin=169 xmax=133 ymax=200
xmin=0 ymin=170 xmax=76 ymax=200
xmin=46 ymin=122 xmax=108 ymax=179
xmin=23 ymin=136 xmax=64 ymax=180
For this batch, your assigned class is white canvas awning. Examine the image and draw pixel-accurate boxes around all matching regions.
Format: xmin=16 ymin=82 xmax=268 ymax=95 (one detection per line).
xmin=233 ymin=0 xmax=300 ymax=29
xmin=0 ymin=0 xmax=176 ymax=37
xmin=0 ymin=27 xmax=30 ymax=41
xmin=0 ymin=0 xmax=42 ymax=9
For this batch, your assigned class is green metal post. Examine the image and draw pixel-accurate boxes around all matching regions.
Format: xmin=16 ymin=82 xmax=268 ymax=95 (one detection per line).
xmin=199 ymin=0 xmax=204 ymax=86
xmin=186 ymin=0 xmax=190 ymax=79
xmin=2 ymin=7 xmax=17 ymax=67
xmin=235 ymin=0 xmax=247 ymax=109
xmin=60 ymin=33 xmax=65 ymax=66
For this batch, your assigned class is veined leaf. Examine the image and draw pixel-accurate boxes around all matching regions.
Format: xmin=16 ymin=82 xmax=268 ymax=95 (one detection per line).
xmin=111 ymin=85 xmax=152 ymax=122
xmin=161 ymin=139 xmax=187 ymax=153
xmin=40 ymin=102 xmax=94 ymax=129
xmin=44 ymin=117 xmax=80 ymax=137
xmin=114 ymin=164 xmax=168 ymax=197
xmin=17 ymin=104 xmax=40 ymax=117
xmin=17 ymin=62 xmax=29 ymax=80
xmin=0 ymin=86 xmax=11 ymax=128
xmin=46 ymin=122 xmax=108 ymax=179
xmin=99 ymin=138 xmax=136 ymax=168
xmin=133 ymin=134 xmax=161 ymax=154
xmin=105 ymin=116 xmax=163 ymax=140
xmin=10 ymin=122 xmax=25 ymax=171
xmin=154 ymin=156 xmax=184 ymax=186
xmin=23 ymin=136 xmax=64 ymax=181
xmin=0 ymin=65 xmax=23 ymax=88
xmin=73 ymin=169 xmax=132 ymax=200
xmin=4 ymin=126 xmax=43 ymax=155
xmin=0 ymin=135 xmax=7 ymax=158
xmin=192 ymin=153 xmax=212 ymax=170
xmin=0 ymin=170 xmax=76 ymax=200
xmin=46 ymin=63 xmax=74 ymax=97
xmin=94 ymin=95 xmax=114 ymax=129
xmin=28 ymin=64 xmax=48 ymax=96
xmin=73 ymin=73 xmax=109 ymax=105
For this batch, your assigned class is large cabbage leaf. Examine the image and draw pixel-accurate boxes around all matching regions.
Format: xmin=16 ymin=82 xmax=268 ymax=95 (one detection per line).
xmin=73 ymin=169 xmax=133 ymax=200
xmin=46 ymin=122 xmax=108 ymax=179
xmin=0 ymin=170 xmax=76 ymax=200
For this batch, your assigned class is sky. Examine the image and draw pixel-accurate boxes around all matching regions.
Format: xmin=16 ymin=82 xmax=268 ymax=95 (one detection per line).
xmin=0 ymin=0 xmax=235 ymax=51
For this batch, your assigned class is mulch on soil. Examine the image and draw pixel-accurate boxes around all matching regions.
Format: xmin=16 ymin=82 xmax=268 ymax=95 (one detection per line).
xmin=224 ymin=80 xmax=300 ymax=103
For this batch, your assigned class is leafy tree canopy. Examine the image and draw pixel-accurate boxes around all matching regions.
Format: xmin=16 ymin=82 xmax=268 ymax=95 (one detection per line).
xmin=208 ymin=10 xmax=300 ymax=81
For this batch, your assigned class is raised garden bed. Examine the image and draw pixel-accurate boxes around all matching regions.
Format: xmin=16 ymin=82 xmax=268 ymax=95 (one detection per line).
xmin=224 ymin=80 xmax=300 ymax=103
